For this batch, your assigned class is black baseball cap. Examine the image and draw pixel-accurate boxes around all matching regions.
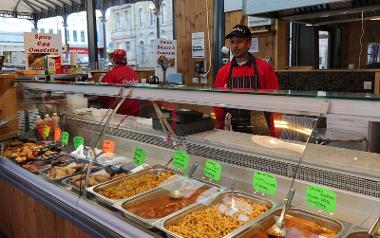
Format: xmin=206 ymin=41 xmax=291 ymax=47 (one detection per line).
xmin=225 ymin=24 xmax=252 ymax=39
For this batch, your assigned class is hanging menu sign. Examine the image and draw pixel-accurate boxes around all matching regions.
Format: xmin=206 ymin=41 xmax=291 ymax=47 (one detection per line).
xmin=24 ymin=32 xmax=62 ymax=70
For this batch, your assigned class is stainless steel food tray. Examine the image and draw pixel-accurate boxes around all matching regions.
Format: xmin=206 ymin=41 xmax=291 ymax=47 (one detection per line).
xmin=38 ymin=158 xmax=103 ymax=184
xmin=61 ymin=169 xmax=130 ymax=194
xmin=343 ymin=226 xmax=369 ymax=238
xmin=113 ymin=177 xmax=223 ymax=229
xmin=86 ymin=165 xmax=180 ymax=207
xmin=159 ymin=191 xmax=278 ymax=238
xmin=233 ymin=208 xmax=349 ymax=238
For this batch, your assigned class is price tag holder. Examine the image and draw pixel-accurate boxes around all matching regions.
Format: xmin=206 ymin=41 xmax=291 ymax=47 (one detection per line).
xmin=253 ymin=171 xmax=277 ymax=195
xmin=42 ymin=125 xmax=50 ymax=138
xmin=133 ymin=146 xmax=146 ymax=165
xmin=73 ymin=136 xmax=84 ymax=149
xmin=204 ymin=159 xmax=222 ymax=182
xmin=172 ymin=150 xmax=189 ymax=169
xmin=54 ymin=128 xmax=61 ymax=142
xmin=102 ymin=139 xmax=115 ymax=153
xmin=61 ymin=132 xmax=69 ymax=145
xmin=306 ymin=185 xmax=336 ymax=213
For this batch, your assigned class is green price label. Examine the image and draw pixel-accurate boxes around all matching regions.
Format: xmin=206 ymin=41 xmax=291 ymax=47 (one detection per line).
xmin=253 ymin=171 xmax=277 ymax=195
xmin=61 ymin=132 xmax=69 ymax=145
xmin=204 ymin=159 xmax=222 ymax=182
xmin=73 ymin=136 xmax=84 ymax=149
xmin=306 ymin=185 xmax=336 ymax=213
xmin=172 ymin=150 xmax=189 ymax=169
xmin=133 ymin=146 xmax=146 ymax=165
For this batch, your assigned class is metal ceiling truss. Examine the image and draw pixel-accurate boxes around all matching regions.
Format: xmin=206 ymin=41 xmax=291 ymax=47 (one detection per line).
xmin=0 ymin=10 xmax=34 ymax=19
xmin=16 ymin=0 xmax=144 ymax=21
xmin=253 ymin=0 xmax=380 ymax=25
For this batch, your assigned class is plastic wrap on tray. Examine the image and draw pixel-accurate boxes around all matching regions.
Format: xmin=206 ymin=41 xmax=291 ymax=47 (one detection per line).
xmin=70 ymin=145 xmax=127 ymax=166
xmin=164 ymin=192 xmax=271 ymax=238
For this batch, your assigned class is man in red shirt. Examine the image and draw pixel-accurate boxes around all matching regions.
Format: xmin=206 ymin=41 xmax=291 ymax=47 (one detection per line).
xmin=101 ymin=49 xmax=141 ymax=115
xmin=214 ymin=25 xmax=279 ymax=135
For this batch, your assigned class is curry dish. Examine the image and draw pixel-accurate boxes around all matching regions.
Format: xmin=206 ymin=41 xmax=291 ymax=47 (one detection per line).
xmin=98 ymin=171 xmax=174 ymax=200
xmin=124 ymin=185 xmax=210 ymax=219
xmin=243 ymin=214 xmax=338 ymax=238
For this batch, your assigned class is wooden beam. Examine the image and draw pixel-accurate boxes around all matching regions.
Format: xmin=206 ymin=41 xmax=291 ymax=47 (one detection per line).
xmin=274 ymin=20 xmax=289 ymax=70
xmin=375 ymin=72 xmax=380 ymax=94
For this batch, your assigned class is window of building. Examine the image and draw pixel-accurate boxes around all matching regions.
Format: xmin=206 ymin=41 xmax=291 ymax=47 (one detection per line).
xmin=73 ymin=30 xmax=78 ymax=42
xmin=80 ymin=31 xmax=85 ymax=42
xmin=49 ymin=29 xmax=53 ymax=33
xmin=150 ymin=39 xmax=155 ymax=53
xmin=319 ymin=30 xmax=329 ymax=69
xmin=138 ymin=8 xmax=143 ymax=28
xmin=160 ymin=2 xmax=167 ymax=25
xmin=139 ymin=41 xmax=146 ymax=64
xmin=40 ymin=28 xmax=45 ymax=33
xmin=149 ymin=9 xmax=155 ymax=27
xmin=57 ymin=29 xmax=61 ymax=36
xmin=124 ymin=11 xmax=129 ymax=30
xmin=66 ymin=29 xmax=70 ymax=42
xmin=368 ymin=43 xmax=380 ymax=66
xmin=3 ymin=51 xmax=11 ymax=63
xmin=106 ymin=0 xmax=173 ymax=67
xmin=115 ymin=12 xmax=121 ymax=32
xmin=125 ymin=41 xmax=131 ymax=51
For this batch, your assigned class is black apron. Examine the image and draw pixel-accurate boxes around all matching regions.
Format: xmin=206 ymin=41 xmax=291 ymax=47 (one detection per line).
xmin=226 ymin=55 xmax=270 ymax=135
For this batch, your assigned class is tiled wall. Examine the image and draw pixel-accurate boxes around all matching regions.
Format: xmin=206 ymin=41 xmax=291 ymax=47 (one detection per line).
xmin=276 ymin=71 xmax=376 ymax=93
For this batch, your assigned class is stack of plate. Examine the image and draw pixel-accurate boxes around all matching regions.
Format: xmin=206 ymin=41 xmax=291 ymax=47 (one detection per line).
xmin=17 ymin=110 xmax=26 ymax=134
xmin=28 ymin=109 xmax=40 ymax=130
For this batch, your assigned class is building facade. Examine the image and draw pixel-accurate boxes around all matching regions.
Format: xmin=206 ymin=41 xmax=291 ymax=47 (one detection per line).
xmin=109 ymin=0 xmax=173 ymax=67
xmin=0 ymin=12 xmax=105 ymax=68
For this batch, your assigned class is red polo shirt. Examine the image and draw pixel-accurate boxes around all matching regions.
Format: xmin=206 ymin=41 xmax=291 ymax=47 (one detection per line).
xmin=213 ymin=56 xmax=279 ymax=136
xmin=101 ymin=64 xmax=141 ymax=116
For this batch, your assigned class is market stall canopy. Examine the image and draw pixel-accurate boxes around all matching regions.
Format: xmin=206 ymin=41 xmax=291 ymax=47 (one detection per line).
xmin=0 ymin=0 xmax=141 ymax=21
xmin=244 ymin=0 xmax=380 ymax=25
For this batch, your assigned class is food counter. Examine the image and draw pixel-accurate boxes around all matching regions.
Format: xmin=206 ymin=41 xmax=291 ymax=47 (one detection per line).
xmin=1 ymin=81 xmax=380 ymax=238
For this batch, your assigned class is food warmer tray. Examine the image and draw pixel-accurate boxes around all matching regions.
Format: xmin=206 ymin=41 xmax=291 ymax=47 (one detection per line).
xmin=233 ymin=208 xmax=349 ymax=238
xmin=159 ymin=191 xmax=278 ymax=238
xmin=86 ymin=165 xmax=180 ymax=207
xmin=38 ymin=158 xmax=103 ymax=184
xmin=113 ymin=177 xmax=224 ymax=229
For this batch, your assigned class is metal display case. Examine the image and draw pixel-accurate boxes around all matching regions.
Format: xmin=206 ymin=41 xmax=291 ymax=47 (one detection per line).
xmin=1 ymin=80 xmax=380 ymax=238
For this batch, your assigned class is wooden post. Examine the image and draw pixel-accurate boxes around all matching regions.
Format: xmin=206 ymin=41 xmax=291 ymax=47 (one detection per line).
xmin=375 ymin=72 xmax=380 ymax=94
xmin=0 ymin=74 xmax=18 ymax=140
xmin=274 ymin=20 xmax=289 ymax=70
